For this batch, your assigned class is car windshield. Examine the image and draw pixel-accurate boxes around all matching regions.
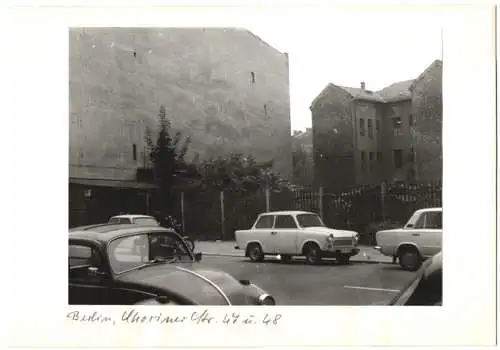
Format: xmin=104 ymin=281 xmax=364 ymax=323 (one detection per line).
xmin=108 ymin=232 xmax=193 ymax=274
xmin=133 ymin=217 xmax=159 ymax=226
xmin=296 ymin=214 xmax=325 ymax=228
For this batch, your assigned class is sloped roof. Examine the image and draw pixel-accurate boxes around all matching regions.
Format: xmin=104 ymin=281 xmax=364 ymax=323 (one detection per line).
xmin=310 ymin=80 xmax=413 ymax=108
xmin=377 ymin=79 xmax=414 ymax=102
xmin=310 ymin=59 xmax=442 ymax=108
xmin=338 ymin=86 xmax=385 ymax=102
xmin=409 ymin=59 xmax=443 ymax=91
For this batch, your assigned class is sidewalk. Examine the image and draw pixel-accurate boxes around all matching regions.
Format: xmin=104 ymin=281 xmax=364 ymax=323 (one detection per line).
xmin=195 ymin=240 xmax=393 ymax=264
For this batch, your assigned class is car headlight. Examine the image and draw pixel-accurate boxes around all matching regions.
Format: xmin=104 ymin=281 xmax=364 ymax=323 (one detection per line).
xmin=327 ymin=234 xmax=335 ymax=242
xmin=258 ymin=294 xmax=276 ymax=305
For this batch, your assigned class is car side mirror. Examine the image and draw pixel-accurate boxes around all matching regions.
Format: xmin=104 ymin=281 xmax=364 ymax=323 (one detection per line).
xmin=194 ymin=252 xmax=202 ymax=262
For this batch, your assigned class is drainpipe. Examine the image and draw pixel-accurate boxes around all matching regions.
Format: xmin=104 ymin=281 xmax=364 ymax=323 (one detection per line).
xmin=351 ymin=100 xmax=358 ymax=184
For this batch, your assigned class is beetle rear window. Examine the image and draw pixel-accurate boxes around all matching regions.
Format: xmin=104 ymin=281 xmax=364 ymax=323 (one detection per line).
xmin=69 ymin=245 xmax=99 ymax=267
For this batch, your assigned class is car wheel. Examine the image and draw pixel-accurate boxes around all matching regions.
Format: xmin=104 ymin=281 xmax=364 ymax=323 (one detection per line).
xmin=304 ymin=243 xmax=322 ymax=265
xmin=247 ymin=243 xmax=264 ymax=262
xmin=337 ymin=254 xmax=351 ymax=265
xmin=399 ymin=248 xmax=422 ymax=271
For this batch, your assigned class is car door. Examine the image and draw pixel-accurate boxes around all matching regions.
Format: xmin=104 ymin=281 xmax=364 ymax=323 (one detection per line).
xmin=419 ymin=210 xmax=443 ymax=256
xmin=253 ymin=215 xmax=275 ymax=253
xmin=68 ymin=242 xmax=111 ymax=305
xmin=270 ymin=215 xmax=299 ymax=255
xmin=407 ymin=211 xmax=442 ymax=257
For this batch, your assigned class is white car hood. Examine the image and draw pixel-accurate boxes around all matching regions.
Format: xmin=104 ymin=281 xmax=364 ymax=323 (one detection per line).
xmin=303 ymin=226 xmax=358 ymax=238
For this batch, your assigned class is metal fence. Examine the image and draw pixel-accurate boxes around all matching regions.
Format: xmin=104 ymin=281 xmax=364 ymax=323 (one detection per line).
xmin=175 ymin=181 xmax=442 ymax=242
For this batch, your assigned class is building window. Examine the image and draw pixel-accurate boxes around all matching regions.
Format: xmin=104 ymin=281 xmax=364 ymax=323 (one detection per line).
xmin=368 ymin=119 xmax=374 ymax=138
xmin=361 ymin=151 xmax=366 ymax=171
xmin=359 ymin=118 xmax=365 ymax=136
xmin=250 ymin=72 xmax=255 ymax=84
xmin=264 ymin=104 xmax=267 ymax=117
xmin=393 ymin=117 xmax=402 ymax=136
xmin=132 ymin=144 xmax=137 ymax=161
xmin=377 ymin=151 xmax=382 ymax=162
xmin=369 ymin=151 xmax=375 ymax=172
xmin=409 ymin=114 xmax=414 ymax=128
xmin=393 ymin=149 xmax=403 ymax=169
xmin=376 ymin=119 xmax=380 ymax=133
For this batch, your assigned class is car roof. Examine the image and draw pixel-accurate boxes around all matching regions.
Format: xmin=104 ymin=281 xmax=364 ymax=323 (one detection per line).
xmin=69 ymin=223 xmax=170 ymax=244
xmin=259 ymin=210 xmax=316 ymax=216
xmin=110 ymin=214 xmax=155 ymax=219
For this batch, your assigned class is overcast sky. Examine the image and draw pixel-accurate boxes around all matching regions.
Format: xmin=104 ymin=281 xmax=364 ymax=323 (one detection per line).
xmin=247 ymin=7 xmax=444 ymax=132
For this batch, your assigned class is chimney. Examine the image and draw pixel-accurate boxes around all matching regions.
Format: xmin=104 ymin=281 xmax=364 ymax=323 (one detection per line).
xmin=360 ymin=82 xmax=366 ymax=90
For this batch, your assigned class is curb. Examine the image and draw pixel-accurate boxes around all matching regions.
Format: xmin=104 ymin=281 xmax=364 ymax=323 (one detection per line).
xmin=201 ymin=252 xmax=393 ymax=265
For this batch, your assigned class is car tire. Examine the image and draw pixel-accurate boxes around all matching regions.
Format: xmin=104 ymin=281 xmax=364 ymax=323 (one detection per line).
xmin=337 ymin=254 xmax=351 ymax=265
xmin=399 ymin=248 xmax=422 ymax=271
xmin=247 ymin=243 xmax=264 ymax=262
xmin=304 ymin=243 xmax=322 ymax=265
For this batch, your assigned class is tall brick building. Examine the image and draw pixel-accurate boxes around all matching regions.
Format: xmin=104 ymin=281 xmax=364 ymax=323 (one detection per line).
xmin=310 ymin=60 xmax=442 ymax=191
xmin=69 ymin=28 xmax=292 ymax=225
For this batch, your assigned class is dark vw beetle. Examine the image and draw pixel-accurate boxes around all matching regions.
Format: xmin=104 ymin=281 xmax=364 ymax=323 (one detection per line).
xmin=388 ymin=251 xmax=442 ymax=306
xmin=69 ymin=224 xmax=276 ymax=305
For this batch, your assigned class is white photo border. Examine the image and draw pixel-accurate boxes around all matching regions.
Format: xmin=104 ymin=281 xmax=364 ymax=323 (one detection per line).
xmin=3 ymin=3 xmax=497 ymax=348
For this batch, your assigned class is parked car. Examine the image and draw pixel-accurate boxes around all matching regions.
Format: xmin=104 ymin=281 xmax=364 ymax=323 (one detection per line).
xmin=388 ymin=251 xmax=442 ymax=306
xmin=108 ymin=214 xmax=159 ymax=226
xmin=375 ymin=207 xmax=442 ymax=271
xmin=108 ymin=214 xmax=195 ymax=250
xmin=69 ymin=223 xmax=276 ymax=305
xmin=234 ymin=211 xmax=360 ymax=265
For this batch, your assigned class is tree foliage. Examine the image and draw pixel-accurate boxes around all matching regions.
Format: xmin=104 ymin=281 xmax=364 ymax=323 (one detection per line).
xmin=292 ymin=145 xmax=314 ymax=188
xmin=195 ymin=153 xmax=292 ymax=193
xmin=145 ymin=105 xmax=191 ymax=211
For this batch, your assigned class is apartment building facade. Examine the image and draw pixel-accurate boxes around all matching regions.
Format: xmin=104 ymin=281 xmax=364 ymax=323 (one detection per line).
xmin=310 ymin=60 xmax=442 ymax=191
xmin=69 ymin=28 xmax=292 ymax=226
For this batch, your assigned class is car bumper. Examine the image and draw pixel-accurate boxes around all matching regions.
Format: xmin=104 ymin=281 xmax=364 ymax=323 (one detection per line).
xmin=321 ymin=247 xmax=360 ymax=258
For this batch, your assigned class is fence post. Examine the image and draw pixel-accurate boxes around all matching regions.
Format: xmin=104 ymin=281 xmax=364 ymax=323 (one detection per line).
xmin=381 ymin=181 xmax=386 ymax=221
xmin=180 ymin=192 xmax=185 ymax=232
xmin=319 ymin=186 xmax=324 ymax=218
xmin=265 ymin=187 xmax=270 ymax=212
xmin=220 ymin=191 xmax=225 ymax=240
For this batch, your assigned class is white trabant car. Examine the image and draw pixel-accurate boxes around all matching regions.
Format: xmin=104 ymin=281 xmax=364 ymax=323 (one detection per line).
xmin=234 ymin=211 xmax=360 ymax=265
xmin=375 ymin=207 xmax=442 ymax=271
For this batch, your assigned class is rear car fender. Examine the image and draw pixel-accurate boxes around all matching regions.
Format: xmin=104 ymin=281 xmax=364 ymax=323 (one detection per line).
xmin=396 ymin=242 xmax=422 ymax=256
xmin=244 ymin=240 xmax=265 ymax=254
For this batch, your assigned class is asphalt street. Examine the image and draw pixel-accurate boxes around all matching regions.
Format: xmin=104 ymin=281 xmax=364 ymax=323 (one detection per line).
xmin=198 ymin=255 xmax=417 ymax=305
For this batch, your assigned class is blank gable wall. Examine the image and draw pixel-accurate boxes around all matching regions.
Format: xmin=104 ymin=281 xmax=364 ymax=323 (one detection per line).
xmin=69 ymin=28 xmax=292 ymax=180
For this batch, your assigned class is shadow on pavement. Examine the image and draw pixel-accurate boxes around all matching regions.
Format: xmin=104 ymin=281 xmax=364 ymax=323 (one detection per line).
xmin=239 ymin=258 xmax=364 ymax=267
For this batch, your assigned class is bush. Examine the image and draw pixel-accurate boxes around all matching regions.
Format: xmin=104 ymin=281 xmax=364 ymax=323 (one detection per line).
xmin=360 ymin=219 xmax=404 ymax=245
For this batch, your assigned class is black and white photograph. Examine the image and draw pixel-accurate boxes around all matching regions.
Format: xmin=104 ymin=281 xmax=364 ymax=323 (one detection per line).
xmin=68 ymin=19 xmax=444 ymax=306
xmin=5 ymin=3 xmax=496 ymax=348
